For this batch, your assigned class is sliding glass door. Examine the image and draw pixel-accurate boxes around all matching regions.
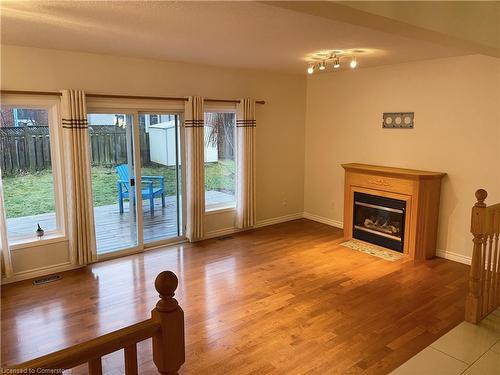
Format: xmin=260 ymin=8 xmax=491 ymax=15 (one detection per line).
xmin=138 ymin=113 xmax=183 ymax=244
xmin=87 ymin=110 xmax=184 ymax=256
xmin=87 ymin=113 xmax=139 ymax=255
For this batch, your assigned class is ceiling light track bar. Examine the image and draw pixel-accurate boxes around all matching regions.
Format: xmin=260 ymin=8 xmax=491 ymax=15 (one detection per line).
xmin=0 ymin=90 xmax=265 ymax=104
xmin=306 ymin=53 xmax=358 ymax=74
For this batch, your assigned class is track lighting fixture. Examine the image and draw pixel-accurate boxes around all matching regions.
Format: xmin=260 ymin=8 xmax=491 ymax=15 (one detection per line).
xmin=306 ymin=52 xmax=359 ymax=74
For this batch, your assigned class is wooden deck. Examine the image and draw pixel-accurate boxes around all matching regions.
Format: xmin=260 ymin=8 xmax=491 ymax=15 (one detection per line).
xmin=6 ymin=190 xmax=233 ymax=254
xmin=94 ymin=196 xmax=179 ymax=253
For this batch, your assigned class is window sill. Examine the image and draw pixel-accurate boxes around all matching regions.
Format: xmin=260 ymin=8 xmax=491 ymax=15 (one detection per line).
xmin=9 ymin=232 xmax=67 ymax=251
xmin=205 ymin=204 xmax=236 ymax=215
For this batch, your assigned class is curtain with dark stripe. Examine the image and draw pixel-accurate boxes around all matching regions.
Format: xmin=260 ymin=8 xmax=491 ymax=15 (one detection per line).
xmin=61 ymin=90 xmax=96 ymax=265
xmin=184 ymin=96 xmax=205 ymax=241
xmin=236 ymin=99 xmax=256 ymax=229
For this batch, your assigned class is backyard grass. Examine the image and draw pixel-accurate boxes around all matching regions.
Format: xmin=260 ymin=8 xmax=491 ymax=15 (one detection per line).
xmin=1 ymin=170 xmax=57 ymax=218
xmin=2 ymin=160 xmax=235 ymax=218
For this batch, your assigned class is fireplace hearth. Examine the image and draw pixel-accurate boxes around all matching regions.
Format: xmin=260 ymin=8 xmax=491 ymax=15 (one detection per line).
xmin=353 ymin=192 xmax=406 ymax=252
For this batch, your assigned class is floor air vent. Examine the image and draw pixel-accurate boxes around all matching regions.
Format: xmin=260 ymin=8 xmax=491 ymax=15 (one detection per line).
xmin=218 ymin=235 xmax=234 ymax=241
xmin=33 ymin=274 xmax=62 ymax=285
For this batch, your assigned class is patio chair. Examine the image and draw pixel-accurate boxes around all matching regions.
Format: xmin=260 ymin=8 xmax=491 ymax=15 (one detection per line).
xmin=116 ymin=164 xmax=165 ymax=214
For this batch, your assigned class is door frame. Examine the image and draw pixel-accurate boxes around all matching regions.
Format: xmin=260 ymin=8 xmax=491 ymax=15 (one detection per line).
xmin=87 ymin=109 xmax=143 ymax=259
xmin=86 ymin=99 xmax=186 ymax=261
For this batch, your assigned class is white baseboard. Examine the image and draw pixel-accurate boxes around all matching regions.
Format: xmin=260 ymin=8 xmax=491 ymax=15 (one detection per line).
xmin=204 ymin=212 xmax=343 ymax=240
xmin=204 ymin=227 xmax=242 ymax=240
xmin=303 ymin=212 xmax=344 ymax=229
xmin=1 ymin=262 xmax=82 ymax=285
xmin=436 ymin=249 xmax=471 ymax=265
xmin=204 ymin=212 xmax=304 ymax=240
xmin=254 ymin=213 xmax=304 ymax=228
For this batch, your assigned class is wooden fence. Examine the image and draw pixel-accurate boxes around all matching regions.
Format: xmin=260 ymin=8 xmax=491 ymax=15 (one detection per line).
xmin=88 ymin=125 xmax=151 ymax=169
xmin=0 ymin=125 xmax=151 ymax=175
xmin=0 ymin=126 xmax=51 ymax=175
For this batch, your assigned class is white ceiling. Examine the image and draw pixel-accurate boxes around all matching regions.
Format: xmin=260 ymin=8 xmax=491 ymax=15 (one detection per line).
xmin=0 ymin=1 xmax=485 ymax=74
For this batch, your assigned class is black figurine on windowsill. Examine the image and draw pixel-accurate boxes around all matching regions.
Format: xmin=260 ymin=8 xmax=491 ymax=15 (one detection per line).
xmin=36 ymin=223 xmax=44 ymax=237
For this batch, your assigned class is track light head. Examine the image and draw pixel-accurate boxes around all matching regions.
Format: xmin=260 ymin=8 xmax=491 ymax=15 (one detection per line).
xmin=319 ymin=61 xmax=326 ymax=71
xmin=307 ymin=65 xmax=315 ymax=74
xmin=333 ymin=58 xmax=340 ymax=69
xmin=350 ymin=57 xmax=357 ymax=69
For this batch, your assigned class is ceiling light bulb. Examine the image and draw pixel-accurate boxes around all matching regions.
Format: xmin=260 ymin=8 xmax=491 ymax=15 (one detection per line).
xmin=350 ymin=58 xmax=357 ymax=69
xmin=333 ymin=58 xmax=340 ymax=69
xmin=307 ymin=65 xmax=314 ymax=74
xmin=319 ymin=61 xmax=326 ymax=71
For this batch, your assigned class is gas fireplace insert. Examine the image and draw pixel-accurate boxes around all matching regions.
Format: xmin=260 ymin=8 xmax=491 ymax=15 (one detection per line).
xmin=352 ymin=192 xmax=406 ymax=252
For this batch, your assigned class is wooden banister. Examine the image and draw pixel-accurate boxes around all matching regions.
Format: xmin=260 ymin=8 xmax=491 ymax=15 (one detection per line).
xmin=10 ymin=271 xmax=185 ymax=374
xmin=13 ymin=319 xmax=160 ymax=370
xmin=152 ymin=270 xmax=185 ymax=374
xmin=466 ymin=190 xmax=500 ymax=323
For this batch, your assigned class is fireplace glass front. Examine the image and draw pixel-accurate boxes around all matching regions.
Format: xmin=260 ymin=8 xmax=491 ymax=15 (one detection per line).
xmin=352 ymin=192 xmax=406 ymax=252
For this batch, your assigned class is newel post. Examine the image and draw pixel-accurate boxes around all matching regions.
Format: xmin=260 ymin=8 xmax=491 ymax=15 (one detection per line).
xmin=151 ymin=271 xmax=185 ymax=374
xmin=465 ymin=189 xmax=487 ymax=323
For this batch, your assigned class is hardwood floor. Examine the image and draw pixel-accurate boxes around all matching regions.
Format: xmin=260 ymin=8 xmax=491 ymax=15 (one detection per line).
xmin=1 ymin=219 xmax=469 ymax=374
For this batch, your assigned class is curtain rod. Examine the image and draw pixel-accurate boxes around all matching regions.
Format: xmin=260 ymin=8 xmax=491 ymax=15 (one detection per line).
xmin=0 ymin=90 xmax=265 ymax=104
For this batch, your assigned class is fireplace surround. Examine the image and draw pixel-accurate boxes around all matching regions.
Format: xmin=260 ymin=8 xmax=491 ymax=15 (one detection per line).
xmin=342 ymin=163 xmax=446 ymax=260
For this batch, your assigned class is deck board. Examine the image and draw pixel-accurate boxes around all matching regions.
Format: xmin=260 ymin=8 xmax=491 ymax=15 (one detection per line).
xmin=5 ymin=190 xmax=233 ymax=253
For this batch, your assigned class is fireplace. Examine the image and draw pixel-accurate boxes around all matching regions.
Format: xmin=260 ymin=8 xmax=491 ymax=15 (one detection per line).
xmin=352 ymin=192 xmax=406 ymax=252
xmin=342 ymin=164 xmax=446 ymax=259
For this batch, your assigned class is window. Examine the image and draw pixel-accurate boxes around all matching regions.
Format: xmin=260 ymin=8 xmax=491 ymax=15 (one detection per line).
xmin=204 ymin=112 xmax=236 ymax=210
xmin=0 ymin=101 xmax=64 ymax=244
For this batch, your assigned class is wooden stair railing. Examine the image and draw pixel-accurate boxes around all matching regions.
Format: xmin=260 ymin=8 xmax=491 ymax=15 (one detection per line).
xmin=466 ymin=189 xmax=500 ymax=323
xmin=10 ymin=270 xmax=185 ymax=374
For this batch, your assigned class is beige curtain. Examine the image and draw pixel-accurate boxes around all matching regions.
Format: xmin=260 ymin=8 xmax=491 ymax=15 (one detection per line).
xmin=61 ymin=90 xmax=97 ymax=265
xmin=184 ymin=96 xmax=205 ymax=241
xmin=0 ymin=169 xmax=13 ymax=277
xmin=236 ymin=99 xmax=256 ymax=229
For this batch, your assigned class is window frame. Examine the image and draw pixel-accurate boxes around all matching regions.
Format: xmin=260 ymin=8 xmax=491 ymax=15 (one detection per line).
xmin=0 ymin=95 xmax=67 ymax=248
xmin=203 ymin=104 xmax=237 ymax=213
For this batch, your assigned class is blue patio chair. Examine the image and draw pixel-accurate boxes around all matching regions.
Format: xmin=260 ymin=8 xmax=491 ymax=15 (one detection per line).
xmin=116 ymin=164 xmax=165 ymax=214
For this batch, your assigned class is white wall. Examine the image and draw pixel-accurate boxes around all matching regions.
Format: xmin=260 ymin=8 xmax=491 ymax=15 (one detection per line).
xmin=1 ymin=45 xmax=307 ymax=277
xmin=304 ymin=54 xmax=500 ymax=259
xmin=3 ymin=45 xmax=499 ymax=278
